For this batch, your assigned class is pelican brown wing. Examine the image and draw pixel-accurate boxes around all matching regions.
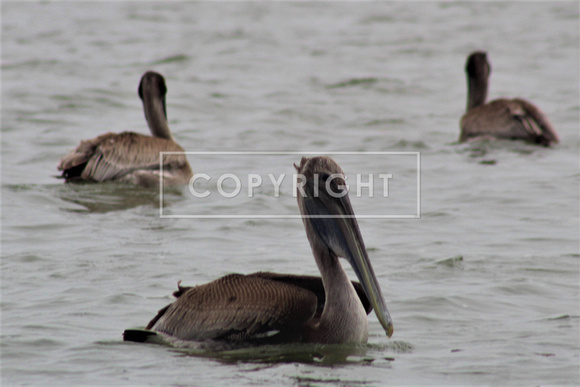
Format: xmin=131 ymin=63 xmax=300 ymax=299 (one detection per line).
xmin=512 ymin=98 xmax=559 ymax=145
xmin=460 ymin=99 xmax=559 ymax=145
xmin=460 ymin=99 xmax=528 ymax=140
xmin=58 ymin=131 xmax=189 ymax=184
xmin=147 ymin=274 xmax=319 ymax=342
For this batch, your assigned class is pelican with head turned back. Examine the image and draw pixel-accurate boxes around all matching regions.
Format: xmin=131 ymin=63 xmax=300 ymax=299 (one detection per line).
xmin=57 ymin=71 xmax=193 ymax=187
xmin=123 ymin=156 xmax=393 ymax=346
xmin=459 ymin=51 xmax=559 ymax=146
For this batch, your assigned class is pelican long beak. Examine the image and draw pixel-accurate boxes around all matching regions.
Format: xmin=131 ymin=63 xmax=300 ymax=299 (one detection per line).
xmin=302 ymin=176 xmax=394 ymax=338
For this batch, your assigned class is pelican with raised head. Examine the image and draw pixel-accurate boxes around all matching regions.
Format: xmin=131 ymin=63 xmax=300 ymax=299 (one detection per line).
xmin=123 ymin=156 xmax=393 ymax=346
xmin=459 ymin=51 xmax=559 ymax=146
xmin=57 ymin=71 xmax=193 ymax=186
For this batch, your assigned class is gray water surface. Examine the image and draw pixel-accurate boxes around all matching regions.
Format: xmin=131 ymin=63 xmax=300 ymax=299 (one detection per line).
xmin=2 ymin=2 xmax=579 ymax=386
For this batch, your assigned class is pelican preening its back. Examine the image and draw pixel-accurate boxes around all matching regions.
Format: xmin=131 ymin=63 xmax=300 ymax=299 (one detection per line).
xmin=123 ymin=156 xmax=393 ymax=346
xmin=459 ymin=51 xmax=559 ymax=146
xmin=57 ymin=71 xmax=193 ymax=186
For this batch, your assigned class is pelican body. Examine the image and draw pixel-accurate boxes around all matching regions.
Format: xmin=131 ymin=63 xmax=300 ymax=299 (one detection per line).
xmin=459 ymin=51 xmax=559 ymax=146
xmin=123 ymin=156 xmax=393 ymax=346
xmin=58 ymin=71 xmax=192 ymax=186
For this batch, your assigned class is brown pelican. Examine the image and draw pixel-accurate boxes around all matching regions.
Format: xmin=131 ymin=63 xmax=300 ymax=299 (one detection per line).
xmin=57 ymin=71 xmax=193 ymax=186
xmin=459 ymin=51 xmax=559 ymax=146
xmin=123 ymin=156 xmax=393 ymax=346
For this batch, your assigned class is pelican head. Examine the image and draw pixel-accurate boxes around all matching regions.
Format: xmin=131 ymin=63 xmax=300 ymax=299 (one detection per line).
xmin=295 ymin=156 xmax=394 ymax=338
xmin=138 ymin=71 xmax=172 ymax=141
xmin=465 ymin=51 xmax=491 ymax=111
xmin=465 ymin=51 xmax=491 ymax=80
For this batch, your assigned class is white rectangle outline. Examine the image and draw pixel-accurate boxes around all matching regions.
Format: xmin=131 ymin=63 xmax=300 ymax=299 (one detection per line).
xmin=159 ymin=151 xmax=421 ymax=219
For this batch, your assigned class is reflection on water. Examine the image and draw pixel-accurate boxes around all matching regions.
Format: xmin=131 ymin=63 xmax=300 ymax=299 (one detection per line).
xmin=454 ymin=138 xmax=543 ymax=161
xmin=127 ymin=340 xmax=412 ymax=366
xmin=54 ymin=182 xmax=187 ymax=213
